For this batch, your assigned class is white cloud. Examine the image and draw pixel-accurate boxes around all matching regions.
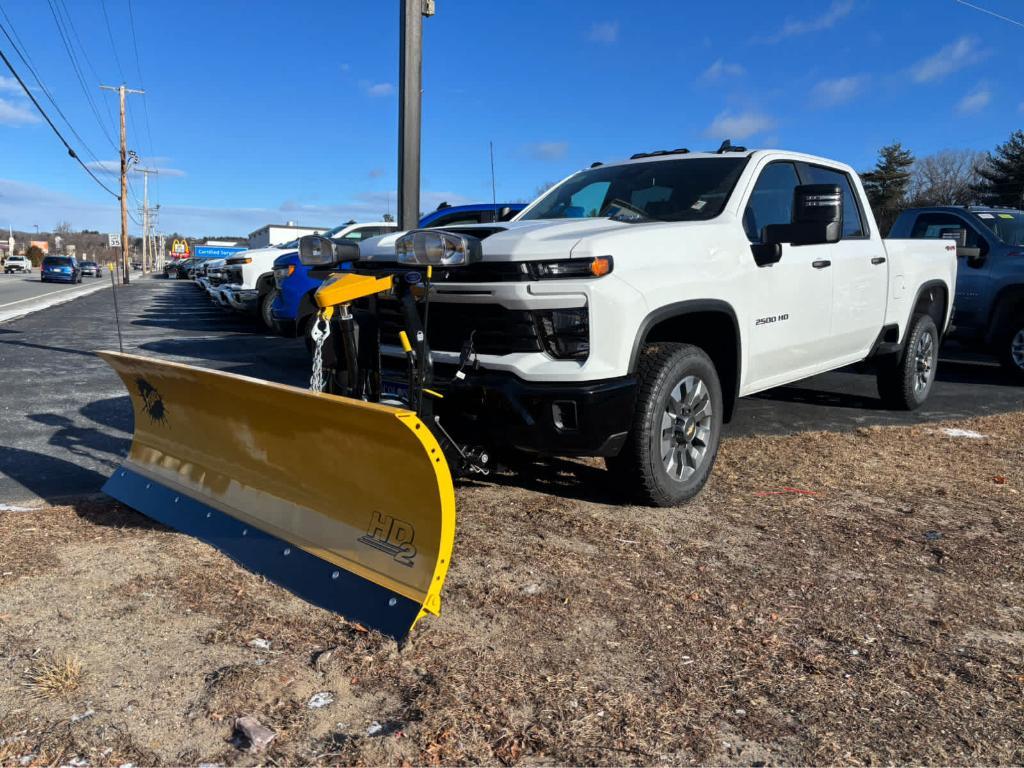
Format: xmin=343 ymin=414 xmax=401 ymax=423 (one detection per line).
xmin=811 ymin=75 xmax=868 ymax=107
xmin=956 ymin=84 xmax=991 ymax=114
xmin=911 ymin=36 xmax=978 ymax=82
xmin=0 ymin=97 xmax=39 ymax=126
xmin=365 ymin=82 xmax=394 ymax=97
xmin=0 ymin=75 xmax=22 ymax=94
xmin=85 ymin=157 xmax=186 ymax=177
xmin=700 ymin=59 xmax=745 ymax=82
xmin=763 ymin=0 xmax=853 ymax=43
xmin=704 ymin=111 xmax=776 ymax=140
xmin=527 ymin=141 xmax=569 ymax=161
xmin=587 ymin=21 xmax=619 ymax=43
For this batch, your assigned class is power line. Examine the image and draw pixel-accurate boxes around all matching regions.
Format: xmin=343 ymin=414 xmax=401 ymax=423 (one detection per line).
xmin=954 ymin=0 xmax=1024 ymax=28
xmin=0 ymin=41 xmax=119 ymax=198
xmin=0 ymin=12 xmax=120 ymax=186
xmin=45 ymin=0 xmax=118 ymax=151
xmin=99 ymin=0 xmax=124 ymax=81
xmin=55 ymin=0 xmax=120 ymax=140
xmin=126 ymin=0 xmax=157 ymax=205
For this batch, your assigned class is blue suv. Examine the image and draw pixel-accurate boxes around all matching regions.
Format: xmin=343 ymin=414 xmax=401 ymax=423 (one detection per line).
xmin=41 ymin=255 xmax=83 ymax=283
xmin=271 ymin=203 xmax=525 ymax=340
xmin=891 ymin=206 xmax=1024 ymax=380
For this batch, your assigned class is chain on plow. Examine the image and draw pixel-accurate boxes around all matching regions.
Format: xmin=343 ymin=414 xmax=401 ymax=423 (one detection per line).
xmin=309 ymin=307 xmax=334 ymax=392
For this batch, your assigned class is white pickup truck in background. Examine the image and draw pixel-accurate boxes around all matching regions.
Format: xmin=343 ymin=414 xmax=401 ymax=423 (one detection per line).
xmin=220 ymin=221 xmax=397 ymax=329
xmin=351 ymin=145 xmax=957 ymax=505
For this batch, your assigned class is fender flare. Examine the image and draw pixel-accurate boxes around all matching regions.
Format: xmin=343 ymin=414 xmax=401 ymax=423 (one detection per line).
xmin=907 ymin=279 xmax=951 ymax=338
xmin=628 ymin=299 xmax=742 ymax=422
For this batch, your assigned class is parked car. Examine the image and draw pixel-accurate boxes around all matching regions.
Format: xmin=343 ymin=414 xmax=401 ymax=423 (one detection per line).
xmin=333 ymin=146 xmax=956 ymax=506
xmin=165 ymin=258 xmax=192 ymax=279
xmin=4 ymin=255 xmax=31 ymax=274
xmin=891 ymin=205 xmax=1024 ymax=380
xmin=272 ymin=204 xmax=526 ymax=338
xmin=40 ymin=255 xmax=83 ymax=283
xmin=80 ymin=261 xmax=103 ymax=278
xmin=222 ymin=222 xmax=398 ymax=330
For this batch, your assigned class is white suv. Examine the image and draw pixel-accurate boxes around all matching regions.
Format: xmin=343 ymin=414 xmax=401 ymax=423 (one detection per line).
xmin=4 ymin=255 xmax=31 ymax=274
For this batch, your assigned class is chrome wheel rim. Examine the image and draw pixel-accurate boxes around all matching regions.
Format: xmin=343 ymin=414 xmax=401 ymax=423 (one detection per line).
xmin=660 ymin=375 xmax=713 ymax=481
xmin=1011 ymin=328 xmax=1024 ymax=370
xmin=913 ymin=328 xmax=936 ymax=394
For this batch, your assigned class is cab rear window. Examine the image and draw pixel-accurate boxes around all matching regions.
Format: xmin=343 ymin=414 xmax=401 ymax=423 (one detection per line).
xmin=43 ymin=257 xmax=72 ymax=267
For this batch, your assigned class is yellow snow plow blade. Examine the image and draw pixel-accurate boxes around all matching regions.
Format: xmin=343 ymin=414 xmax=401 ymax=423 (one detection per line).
xmin=98 ymin=350 xmax=455 ymax=640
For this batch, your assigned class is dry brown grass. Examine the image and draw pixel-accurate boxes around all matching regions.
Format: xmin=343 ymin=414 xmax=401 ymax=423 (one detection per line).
xmin=0 ymin=412 xmax=1022 ymax=765
xmin=22 ymin=653 xmax=84 ymax=699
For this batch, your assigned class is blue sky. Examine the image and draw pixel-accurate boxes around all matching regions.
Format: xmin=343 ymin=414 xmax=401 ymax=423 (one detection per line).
xmin=0 ymin=0 xmax=1022 ymax=237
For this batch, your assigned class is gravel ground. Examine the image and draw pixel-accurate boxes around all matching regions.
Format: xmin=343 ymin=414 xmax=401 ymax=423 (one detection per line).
xmin=1 ymin=411 xmax=1022 ymax=765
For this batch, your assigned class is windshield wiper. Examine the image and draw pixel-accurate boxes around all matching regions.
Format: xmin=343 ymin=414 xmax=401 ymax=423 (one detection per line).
xmin=600 ymin=198 xmax=655 ymax=223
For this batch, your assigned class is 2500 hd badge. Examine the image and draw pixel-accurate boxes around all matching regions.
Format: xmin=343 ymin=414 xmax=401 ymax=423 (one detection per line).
xmin=755 ymin=313 xmax=790 ymax=327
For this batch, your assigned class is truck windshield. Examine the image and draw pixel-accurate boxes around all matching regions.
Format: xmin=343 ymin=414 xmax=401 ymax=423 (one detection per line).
xmin=977 ymin=211 xmax=1024 ymax=246
xmin=521 ymin=157 xmax=749 ymax=222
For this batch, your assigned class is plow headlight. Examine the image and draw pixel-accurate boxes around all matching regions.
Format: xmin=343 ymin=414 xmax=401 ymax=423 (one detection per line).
xmin=298 ymin=235 xmax=361 ymax=267
xmin=529 ymin=256 xmax=613 ymax=279
xmin=396 ymin=230 xmax=483 ymax=267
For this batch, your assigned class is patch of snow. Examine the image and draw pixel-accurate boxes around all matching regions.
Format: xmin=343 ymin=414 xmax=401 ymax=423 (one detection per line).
xmin=941 ymin=428 xmax=986 ymax=439
xmin=308 ymin=691 xmax=334 ymax=709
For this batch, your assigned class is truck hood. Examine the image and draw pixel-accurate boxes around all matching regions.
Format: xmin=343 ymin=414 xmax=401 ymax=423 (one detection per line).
xmin=359 ymin=218 xmax=642 ymax=263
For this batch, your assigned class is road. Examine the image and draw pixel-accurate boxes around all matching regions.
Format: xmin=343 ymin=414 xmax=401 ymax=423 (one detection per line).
xmin=0 ymin=276 xmax=1021 ymax=504
xmin=0 ymin=271 xmax=111 ymax=323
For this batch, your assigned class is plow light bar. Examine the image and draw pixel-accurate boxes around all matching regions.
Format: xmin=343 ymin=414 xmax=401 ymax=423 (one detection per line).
xmin=298 ymin=235 xmax=361 ymax=267
xmin=396 ymin=230 xmax=483 ymax=267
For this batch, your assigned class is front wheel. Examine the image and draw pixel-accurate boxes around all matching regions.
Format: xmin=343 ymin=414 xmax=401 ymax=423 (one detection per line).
xmin=607 ymin=343 xmax=723 ymax=507
xmin=995 ymin=316 xmax=1024 ymax=383
xmin=260 ymin=289 xmax=281 ymax=333
xmin=878 ymin=313 xmax=939 ymax=409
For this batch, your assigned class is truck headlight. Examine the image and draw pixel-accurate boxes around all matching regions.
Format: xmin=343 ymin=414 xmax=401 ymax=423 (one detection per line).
xmin=396 ymin=230 xmax=483 ymax=267
xmin=529 ymin=256 xmax=613 ymax=279
xmin=535 ymin=308 xmax=589 ymax=360
xmin=273 ymin=264 xmax=295 ymax=287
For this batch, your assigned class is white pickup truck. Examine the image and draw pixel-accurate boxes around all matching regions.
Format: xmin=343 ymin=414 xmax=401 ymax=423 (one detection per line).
xmin=346 ymin=146 xmax=956 ymax=505
xmin=220 ymin=221 xmax=397 ymax=328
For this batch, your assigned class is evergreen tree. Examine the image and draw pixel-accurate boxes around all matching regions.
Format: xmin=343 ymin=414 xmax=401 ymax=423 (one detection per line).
xmin=973 ymin=129 xmax=1024 ymax=207
xmin=860 ymin=142 xmax=914 ymax=234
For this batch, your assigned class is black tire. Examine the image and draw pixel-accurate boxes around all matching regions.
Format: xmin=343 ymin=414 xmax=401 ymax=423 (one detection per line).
xmin=606 ymin=343 xmax=723 ymax=507
xmin=878 ymin=313 xmax=939 ymax=410
xmin=260 ymin=289 xmax=281 ymax=333
xmin=994 ymin=315 xmax=1024 ymax=383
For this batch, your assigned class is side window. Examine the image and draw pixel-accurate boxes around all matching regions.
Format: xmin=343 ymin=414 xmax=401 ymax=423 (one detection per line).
xmin=804 ymin=165 xmax=867 ymax=238
xmin=910 ymin=213 xmax=982 ymax=248
xmin=429 ymin=212 xmax=485 ymax=228
xmin=743 ymin=162 xmax=800 ymax=242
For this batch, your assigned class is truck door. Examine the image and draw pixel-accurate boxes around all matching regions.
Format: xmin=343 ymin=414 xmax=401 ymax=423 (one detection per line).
xmin=800 ymin=164 xmax=886 ymax=360
xmin=742 ymin=161 xmax=834 ymax=387
xmin=908 ymin=211 xmax=991 ymax=337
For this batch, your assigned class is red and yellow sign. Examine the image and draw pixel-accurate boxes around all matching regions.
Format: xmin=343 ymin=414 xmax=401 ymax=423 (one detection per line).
xmin=171 ymin=239 xmax=190 ymax=259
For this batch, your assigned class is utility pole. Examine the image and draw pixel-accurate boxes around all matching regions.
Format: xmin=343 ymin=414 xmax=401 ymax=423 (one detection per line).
xmin=100 ymin=84 xmax=144 ymax=284
xmin=136 ymin=168 xmax=158 ymax=273
xmin=397 ymin=0 xmax=434 ymax=230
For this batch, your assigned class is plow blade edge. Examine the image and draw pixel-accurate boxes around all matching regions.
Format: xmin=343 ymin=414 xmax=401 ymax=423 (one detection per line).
xmin=99 ymin=351 xmax=455 ymax=640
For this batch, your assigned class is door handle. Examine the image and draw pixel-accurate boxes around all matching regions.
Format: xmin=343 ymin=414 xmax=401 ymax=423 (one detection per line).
xmin=812 ymin=259 xmax=831 ymax=269
xmin=871 ymin=256 xmax=886 ymax=265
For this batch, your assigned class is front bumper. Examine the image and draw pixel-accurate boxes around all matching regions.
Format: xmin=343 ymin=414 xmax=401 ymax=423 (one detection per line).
xmin=222 ymin=286 xmax=259 ymax=311
xmin=424 ymin=367 xmax=637 ymax=457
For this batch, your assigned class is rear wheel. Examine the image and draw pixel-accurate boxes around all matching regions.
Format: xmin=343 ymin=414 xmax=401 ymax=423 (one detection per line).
xmin=878 ymin=313 xmax=939 ymax=409
xmin=607 ymin=343 xmax=723 ymax=507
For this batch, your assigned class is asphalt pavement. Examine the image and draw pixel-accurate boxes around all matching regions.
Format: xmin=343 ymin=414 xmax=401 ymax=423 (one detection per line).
xmin=0 ymin=276 xmax=1021 ymax=504
xmin=0 ymin=271 xmax=111 ymax=323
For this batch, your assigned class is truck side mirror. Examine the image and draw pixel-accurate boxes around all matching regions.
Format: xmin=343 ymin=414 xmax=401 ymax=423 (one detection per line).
xmin=298 ymin=235 xmax=360 ymax=267
xmin=762 ymin=184 xmax=843 ymax=247
xmin=957 ymin=245 xmax=985 ymax=268
xmin=497 ymin=206 xmax=515 ymax=221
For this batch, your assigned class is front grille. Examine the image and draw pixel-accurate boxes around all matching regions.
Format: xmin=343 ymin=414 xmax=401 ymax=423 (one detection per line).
xmin=355 ymin=261 xmax=531 ymax=283
xmin=368 ymin=297 xmax=541 ymax=355
xmin=224 ymin=266 xmax=242 ymax=285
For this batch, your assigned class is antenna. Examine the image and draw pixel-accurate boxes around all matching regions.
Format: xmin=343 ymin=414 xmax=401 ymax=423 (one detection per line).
xmin=489 ymin=141 xmax=497 ymax=207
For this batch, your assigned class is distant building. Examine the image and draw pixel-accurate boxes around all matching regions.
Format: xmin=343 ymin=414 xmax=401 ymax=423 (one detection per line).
xmin=247 ymin=221 xmax=329 ymax=249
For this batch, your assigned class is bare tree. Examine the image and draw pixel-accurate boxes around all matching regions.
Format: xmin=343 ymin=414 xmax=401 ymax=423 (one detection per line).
xmin=54 ymin=220 xmax=73 ymax=235
xmin=908 ymin=149 xmax=986 ymax=207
